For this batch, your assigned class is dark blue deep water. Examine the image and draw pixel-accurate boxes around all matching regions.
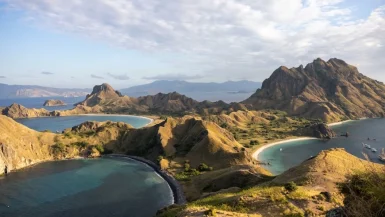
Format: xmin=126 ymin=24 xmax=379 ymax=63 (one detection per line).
xmin=259 ymin=118 xmax=385 ymax=175
xmin=0 ymin=158 xmax=173 ymax=217
xmin=16 ymin=115 xmax=152 ymax=131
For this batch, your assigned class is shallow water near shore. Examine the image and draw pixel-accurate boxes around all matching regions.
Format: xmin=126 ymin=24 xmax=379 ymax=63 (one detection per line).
xmin=16 ymin=115 xmax=151 ymax=131
xmin=259 ymin=118 xmax=385 ymax=175
xmin=0 ymin=158 xmax=173 ymax=217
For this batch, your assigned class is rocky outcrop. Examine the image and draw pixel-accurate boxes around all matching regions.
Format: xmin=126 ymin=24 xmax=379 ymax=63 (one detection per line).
xmin=1 ymin=103 xmax=51 ymax=119
xmin=243 ymin=58 xmax=385 ymax=122
xmin=43 ymin=99 xmax=67 ymax=106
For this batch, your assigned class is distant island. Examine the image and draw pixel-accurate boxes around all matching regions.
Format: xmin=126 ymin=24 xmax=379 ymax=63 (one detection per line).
xmin=43 ymin=99 xmax=67 ymax=107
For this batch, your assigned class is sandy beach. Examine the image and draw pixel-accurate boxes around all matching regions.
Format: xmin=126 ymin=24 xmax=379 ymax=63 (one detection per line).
xmin=252 ymin=137 xmax=319 ymax=161
xmin=78 ymin=113 xmax=154 ymax=126
xmin=327 ymin=119 xmax=354 ymax=126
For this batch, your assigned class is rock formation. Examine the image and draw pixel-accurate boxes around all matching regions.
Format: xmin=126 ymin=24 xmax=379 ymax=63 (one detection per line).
xmin=243 ymin=58 xmax=385 ymax=122
xmin=1 ymin=103 xmax=51 ymax=119
xmin=43 ymin=99 xmax=67 ymax=106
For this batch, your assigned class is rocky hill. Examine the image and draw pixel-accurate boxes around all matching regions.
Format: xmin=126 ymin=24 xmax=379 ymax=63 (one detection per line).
xmin=71 ymin=83 xmax=234 ymax=115
xmin=243 ymin=58 xmax=385 ymax=122
xmin=1 ymin=103 xmax=51 ymax=118
xmin=0 ymin=115 xmax=55 ymax=174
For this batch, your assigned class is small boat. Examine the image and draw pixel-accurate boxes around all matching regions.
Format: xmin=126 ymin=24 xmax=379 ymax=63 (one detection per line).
xmin=362 ymin=143 xmax=371 ymax=149
xmin=280 ymin=148 xmax=283 ymax=151
xmin=371 ymin=148 xmax=377 ymax=152
xmin=379 ymin=155 xmax=385 ymax=162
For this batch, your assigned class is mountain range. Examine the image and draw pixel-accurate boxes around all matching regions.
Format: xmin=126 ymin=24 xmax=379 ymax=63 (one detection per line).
xmin=0 ymin=83 xmax=91 ymax=98
xmin=0 ymin=80 xmax=262 ymax=102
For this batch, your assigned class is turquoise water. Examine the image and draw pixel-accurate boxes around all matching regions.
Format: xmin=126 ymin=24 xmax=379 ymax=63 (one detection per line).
xmin=16 ymin=115 xmax=151 ymax=131
xmin=258 ymin=118 xmax=385 ymax=175
xmin=0 ymin=158 xmax=173 ymax=217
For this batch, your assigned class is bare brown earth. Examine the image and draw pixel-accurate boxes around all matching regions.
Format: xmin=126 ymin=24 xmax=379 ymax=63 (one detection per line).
xmin=243 ymin=58 xmax=385 ymax=122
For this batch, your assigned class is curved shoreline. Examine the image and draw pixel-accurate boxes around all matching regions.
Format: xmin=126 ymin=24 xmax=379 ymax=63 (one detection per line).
xmin=77 ymin=113 xmax=154 ymax=127
xmin=103 ymin=154 xmax=186 ymax=205
xmin=252 ymin=137 xmax=318 ymax=161
xmin=327 ymin=120 xmax=354 ymax=127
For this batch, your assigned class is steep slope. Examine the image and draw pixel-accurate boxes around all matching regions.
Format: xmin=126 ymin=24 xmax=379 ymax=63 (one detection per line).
xmin=0 ymin=115 xmax=55 ymax=175
xmin=243 ymin=58 xmax=385 ymax=122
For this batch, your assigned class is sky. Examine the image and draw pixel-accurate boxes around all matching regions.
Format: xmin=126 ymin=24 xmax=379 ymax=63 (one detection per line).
xmin=0 ymin=0 xmax=384 ymax=89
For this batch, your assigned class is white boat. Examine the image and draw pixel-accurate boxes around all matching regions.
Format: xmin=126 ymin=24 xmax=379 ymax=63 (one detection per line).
xmin=379 ymin=155 xmax=385 ymax=162
xmin=362 ymin=143 xmax=371 ymax=149
xmin=371 ymin=148 xmax=377 ymax=152
xmin=280 ymin=148 xmax=283 ymax=151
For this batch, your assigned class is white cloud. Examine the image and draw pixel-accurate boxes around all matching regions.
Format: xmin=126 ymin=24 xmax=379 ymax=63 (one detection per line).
xmin=107 ymin=73 xmax=130 ymax=80
xmin=3 ymin=0 xmax=385 ymax=81
xmin=143 ymin=73 xmax=203 ymax=81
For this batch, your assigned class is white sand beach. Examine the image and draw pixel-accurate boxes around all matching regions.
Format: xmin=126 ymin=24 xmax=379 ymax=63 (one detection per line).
xmin=252 ymin=137 xmax=318 ymax=161
xmin=327 ymin=120 xmax=353 ymax=126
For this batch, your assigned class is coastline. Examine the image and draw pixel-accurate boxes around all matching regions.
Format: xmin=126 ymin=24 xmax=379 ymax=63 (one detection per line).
xmin=103 ymin=154 xmax=186 ymax=205
xmin=327 ymin=119 xmax=353 ymax=127
xmin=252 ymin=137 xmax=318 ymax=161
xmin=77 ymin=113 xmax=154 ymax=126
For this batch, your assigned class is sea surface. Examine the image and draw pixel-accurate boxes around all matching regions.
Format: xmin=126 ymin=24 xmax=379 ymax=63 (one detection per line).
xmin=0 ymin=97 xmax=83 ymax=111
xmin=259 ymin=118 xmax=385 ymax=175
xmin=0 ymin=158 xmax=173 ymax=217
xmin=16 ymin=115 xmax=152 ymax=132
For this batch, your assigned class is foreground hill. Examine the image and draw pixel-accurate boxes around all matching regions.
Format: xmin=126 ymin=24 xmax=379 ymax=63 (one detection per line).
xmin=120 ymin=80 xmax=261 ymax=102
xmin=243 ymin=58 xmax=385 ymax=122
xmin=0 ymin=83 xmax=90 ymax=98
xmin=158 ymin=148 xmax=385 ymax=217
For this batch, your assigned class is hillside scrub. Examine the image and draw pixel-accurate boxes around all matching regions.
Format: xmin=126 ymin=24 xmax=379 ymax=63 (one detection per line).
xmin=339 ymin=168 xmax=385 ymax=217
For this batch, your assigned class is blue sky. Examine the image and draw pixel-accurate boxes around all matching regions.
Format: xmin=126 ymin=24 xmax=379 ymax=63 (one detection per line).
xmin=0 ymin=0 xmax=385 ymax=88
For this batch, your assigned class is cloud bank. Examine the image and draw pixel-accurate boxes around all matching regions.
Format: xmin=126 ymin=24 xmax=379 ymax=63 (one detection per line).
xmin=107 ymin=73 xmax=130 ymax=80
xmin=91 ymin=74 xmax=104 ymax=79
xmin=4 ymin=0 xmax=385 ymax=80
xmin=41 ymin=71 xmax=54 ymax=75
xmin=0 ymin=76 xmax=6 ymax=78
xmin=143 ymin=73 xmax=203 ymax=81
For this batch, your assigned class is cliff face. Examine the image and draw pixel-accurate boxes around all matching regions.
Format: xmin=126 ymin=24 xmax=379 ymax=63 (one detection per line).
xmin=243 ymin=58 xmax=385 ymax=122
xmin=0 ymin=115 xmax=55 ymax=175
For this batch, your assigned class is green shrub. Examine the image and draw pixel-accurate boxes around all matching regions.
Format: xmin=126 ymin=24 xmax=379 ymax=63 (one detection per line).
xmin=284 ymin=182 xmax=298 ymax=192
xmin=198 ymin=163 xmax=209 ymax=172
xmin=72 ymin=141 xmax=89 ymax=149
xmin=95 ymin=144 xmax=104 ymax=154
xmin=339 ymin=170 xmax=385 ymax=217
xmin=249 ymin=140 xmax=260 ymax=146
xmin=204 ymin=208 xmax=216 ymax=216
xmin=51 ymin=142 xmax=66 ymax=158
xmin=184 ymin=163 xmax=191 ymax=172
xmin=157 ymin=155 xmax=164 ymax=162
